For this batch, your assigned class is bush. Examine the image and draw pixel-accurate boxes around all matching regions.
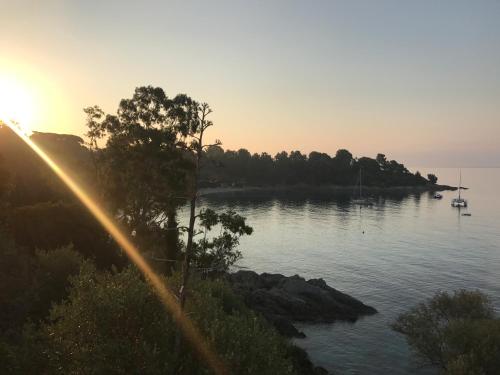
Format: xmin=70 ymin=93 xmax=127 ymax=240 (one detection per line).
xmin=0 ymin=237 xmax=34 ymax=335
xmin=13 ymin=265 xmax=297 ymax=375
xmin=0 ymin=243 xmax=85 ymax=335
xmin=445 ymin=319 xmax=500 ymax=375
xmin=29 ymin=247 xmax=85 ymax=321
xmin=392 ymin=290 xmax=499 ymax=374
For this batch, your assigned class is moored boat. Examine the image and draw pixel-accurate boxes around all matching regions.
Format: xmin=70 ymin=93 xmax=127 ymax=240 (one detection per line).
xmin=451 ymin=170 xmax=467 ymax=207
xmin=452 ymin=198 xmax=467 ymax=207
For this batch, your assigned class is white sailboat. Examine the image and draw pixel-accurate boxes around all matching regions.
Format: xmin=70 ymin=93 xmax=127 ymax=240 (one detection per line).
xmin=451 ymin=170 xmax=467 ymax=207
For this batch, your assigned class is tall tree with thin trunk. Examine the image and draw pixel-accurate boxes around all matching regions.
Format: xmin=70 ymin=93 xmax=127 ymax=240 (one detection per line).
xmin=84 ymin=86 xmax=192 ymax=271
xmin=178 ymin=102 xmax=220 ymax=308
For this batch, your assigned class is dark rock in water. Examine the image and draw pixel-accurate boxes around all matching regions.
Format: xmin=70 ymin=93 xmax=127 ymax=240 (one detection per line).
xmin=227 ymin=270 xmax=377 ymax=338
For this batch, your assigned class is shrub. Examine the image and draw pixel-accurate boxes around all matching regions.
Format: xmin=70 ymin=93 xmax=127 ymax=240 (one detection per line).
xmin=392 ymin=290 xmax=499 ymax=374
xmin=444 ymin=319 xmax=500 ymax=375
xmin=15 ymin=265 xmax=297 ymax=374
xmin=0 ymin=243 xmax=85 ymax=335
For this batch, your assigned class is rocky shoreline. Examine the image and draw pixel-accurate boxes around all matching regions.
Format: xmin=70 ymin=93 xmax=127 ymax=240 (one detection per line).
xmin=227 ymin=271 xmax=377 ymax=338
xmin=200 ymin=184 xmax=456 ymax=197
xmin=226 ymin=271 xmax=377 ymax=374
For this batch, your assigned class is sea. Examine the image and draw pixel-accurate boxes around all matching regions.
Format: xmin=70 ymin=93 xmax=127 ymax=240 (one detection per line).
xmin=195 ymin=168 xmax=500 ymax=374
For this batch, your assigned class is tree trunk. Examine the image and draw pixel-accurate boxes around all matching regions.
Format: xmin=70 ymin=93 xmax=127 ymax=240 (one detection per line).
xmin=165 ymin=209 xmax=179 ymax=275
xmin=179 ymin=110 xmax=206 ymax=308
xmin=179 ymin=193 xmax=197 ymax=307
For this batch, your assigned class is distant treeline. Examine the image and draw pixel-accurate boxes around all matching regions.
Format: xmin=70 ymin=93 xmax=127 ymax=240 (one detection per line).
xmin=201 ymin=147 xmax=434 ymax=188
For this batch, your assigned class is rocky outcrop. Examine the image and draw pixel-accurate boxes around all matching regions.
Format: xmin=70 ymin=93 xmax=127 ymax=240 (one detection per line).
xmin=227 ymin=270 xmax=377 ymax=338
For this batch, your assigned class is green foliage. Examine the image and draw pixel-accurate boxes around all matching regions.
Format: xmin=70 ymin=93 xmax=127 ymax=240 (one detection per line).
xmin=392 ymin=290 xmax=498 ymax=374
xmin=0 ymin=237 xmax=35 ymax=334
xmin=186 ymin=277 xmax=295 ymax=375
xmin=84 ymin=86 xmax=200 ymax=265
xmin=39 ymin=264 xmax=178 ymax=374
xmin=194 ymin=209 xmax=253 ymax=271
xmin=0 ymin=243 xmax=85 ymax=335
xmin=10 ymin=265 xmax=297 ymax=375
xmin=29 ymin=247 xmax=85 ymax=320
xmin=445 ymin=319 xmax=500 ymax=375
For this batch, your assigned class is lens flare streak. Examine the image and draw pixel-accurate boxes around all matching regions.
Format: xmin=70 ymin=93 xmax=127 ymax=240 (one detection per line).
xmin=3 ymin=121 xmax=227 ymax=375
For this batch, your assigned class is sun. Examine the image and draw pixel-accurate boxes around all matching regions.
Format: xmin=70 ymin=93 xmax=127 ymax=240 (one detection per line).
xmin=0 ymin=74 xmax=39 ymax=134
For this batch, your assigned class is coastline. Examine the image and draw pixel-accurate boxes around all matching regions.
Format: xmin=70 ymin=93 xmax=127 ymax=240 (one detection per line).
xmin=227 ymin=270 xmax=378 ymax=375
xmin=200 ymin=184 xmax=456 ymax=197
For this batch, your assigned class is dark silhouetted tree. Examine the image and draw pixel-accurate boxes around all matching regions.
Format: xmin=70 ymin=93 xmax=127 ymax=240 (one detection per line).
xmin=84 ymin=86 xmax=194 ymax=271
xmin=428 ymin=173 xmax=438 ymax=184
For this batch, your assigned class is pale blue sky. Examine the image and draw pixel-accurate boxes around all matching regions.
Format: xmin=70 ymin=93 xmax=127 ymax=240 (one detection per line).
xmin=1 ymin=0 xmax=499 ymax=166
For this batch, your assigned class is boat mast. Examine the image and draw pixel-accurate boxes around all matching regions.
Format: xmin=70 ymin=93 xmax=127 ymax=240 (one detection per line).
xmin=458 ymin=169 xmax=461 ymax=200
xmin=359 ymin=168 xmax=362 ymax=199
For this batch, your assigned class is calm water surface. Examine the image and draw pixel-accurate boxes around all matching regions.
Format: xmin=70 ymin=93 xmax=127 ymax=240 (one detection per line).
xmin=197 ymin=168 xmax=500 ymax=374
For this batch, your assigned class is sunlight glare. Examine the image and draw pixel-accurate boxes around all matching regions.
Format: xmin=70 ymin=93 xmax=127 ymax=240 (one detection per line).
xmin=2 ymin=121 xmax=227 ymax=375
xmin=0 ymin=75 xmax=39 ymax=134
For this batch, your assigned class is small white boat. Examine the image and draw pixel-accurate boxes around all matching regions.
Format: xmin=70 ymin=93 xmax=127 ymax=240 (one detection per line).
xmin=452 ymin=198 xmax=467 ymax=207
xmin=451 ymin=170 xmax=467 ymax=208
xmin=433 ymin=193 xmax=443 ymax=199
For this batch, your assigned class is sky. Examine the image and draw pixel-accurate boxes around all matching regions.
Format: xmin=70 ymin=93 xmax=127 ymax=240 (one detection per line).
xmin=1 ymin=0 xmax=499 ymax=167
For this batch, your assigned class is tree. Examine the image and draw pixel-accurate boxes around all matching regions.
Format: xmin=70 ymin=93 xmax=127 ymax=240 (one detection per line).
xmin=308 ymin=151 xmax=332 ymax=185
xmin=84 ymin=86 xmax=194 ymax=270
xmin=428 ymin=173 xmax=438 ymax=184
xmin=392 ymin=290 xmax=497 ymax=372
xmin=288 ymin=151 xmax=307 ymax=184
xmin=376 ymin=153 xmax=387 ymax=168
xmin=357 ymin=157 xmax=382 ymax=186
xmin=178 ymin=102 xmax=220 ymax=308
xmin=201 ymin=144 xmax=432 ymax=188
xmin=83 ymin=87 xmax=253 ymax=307
xmin=334 ymin=149 xmax=353 ymax=168
xmin=193 ymin=208 xmax=253 ymax=272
